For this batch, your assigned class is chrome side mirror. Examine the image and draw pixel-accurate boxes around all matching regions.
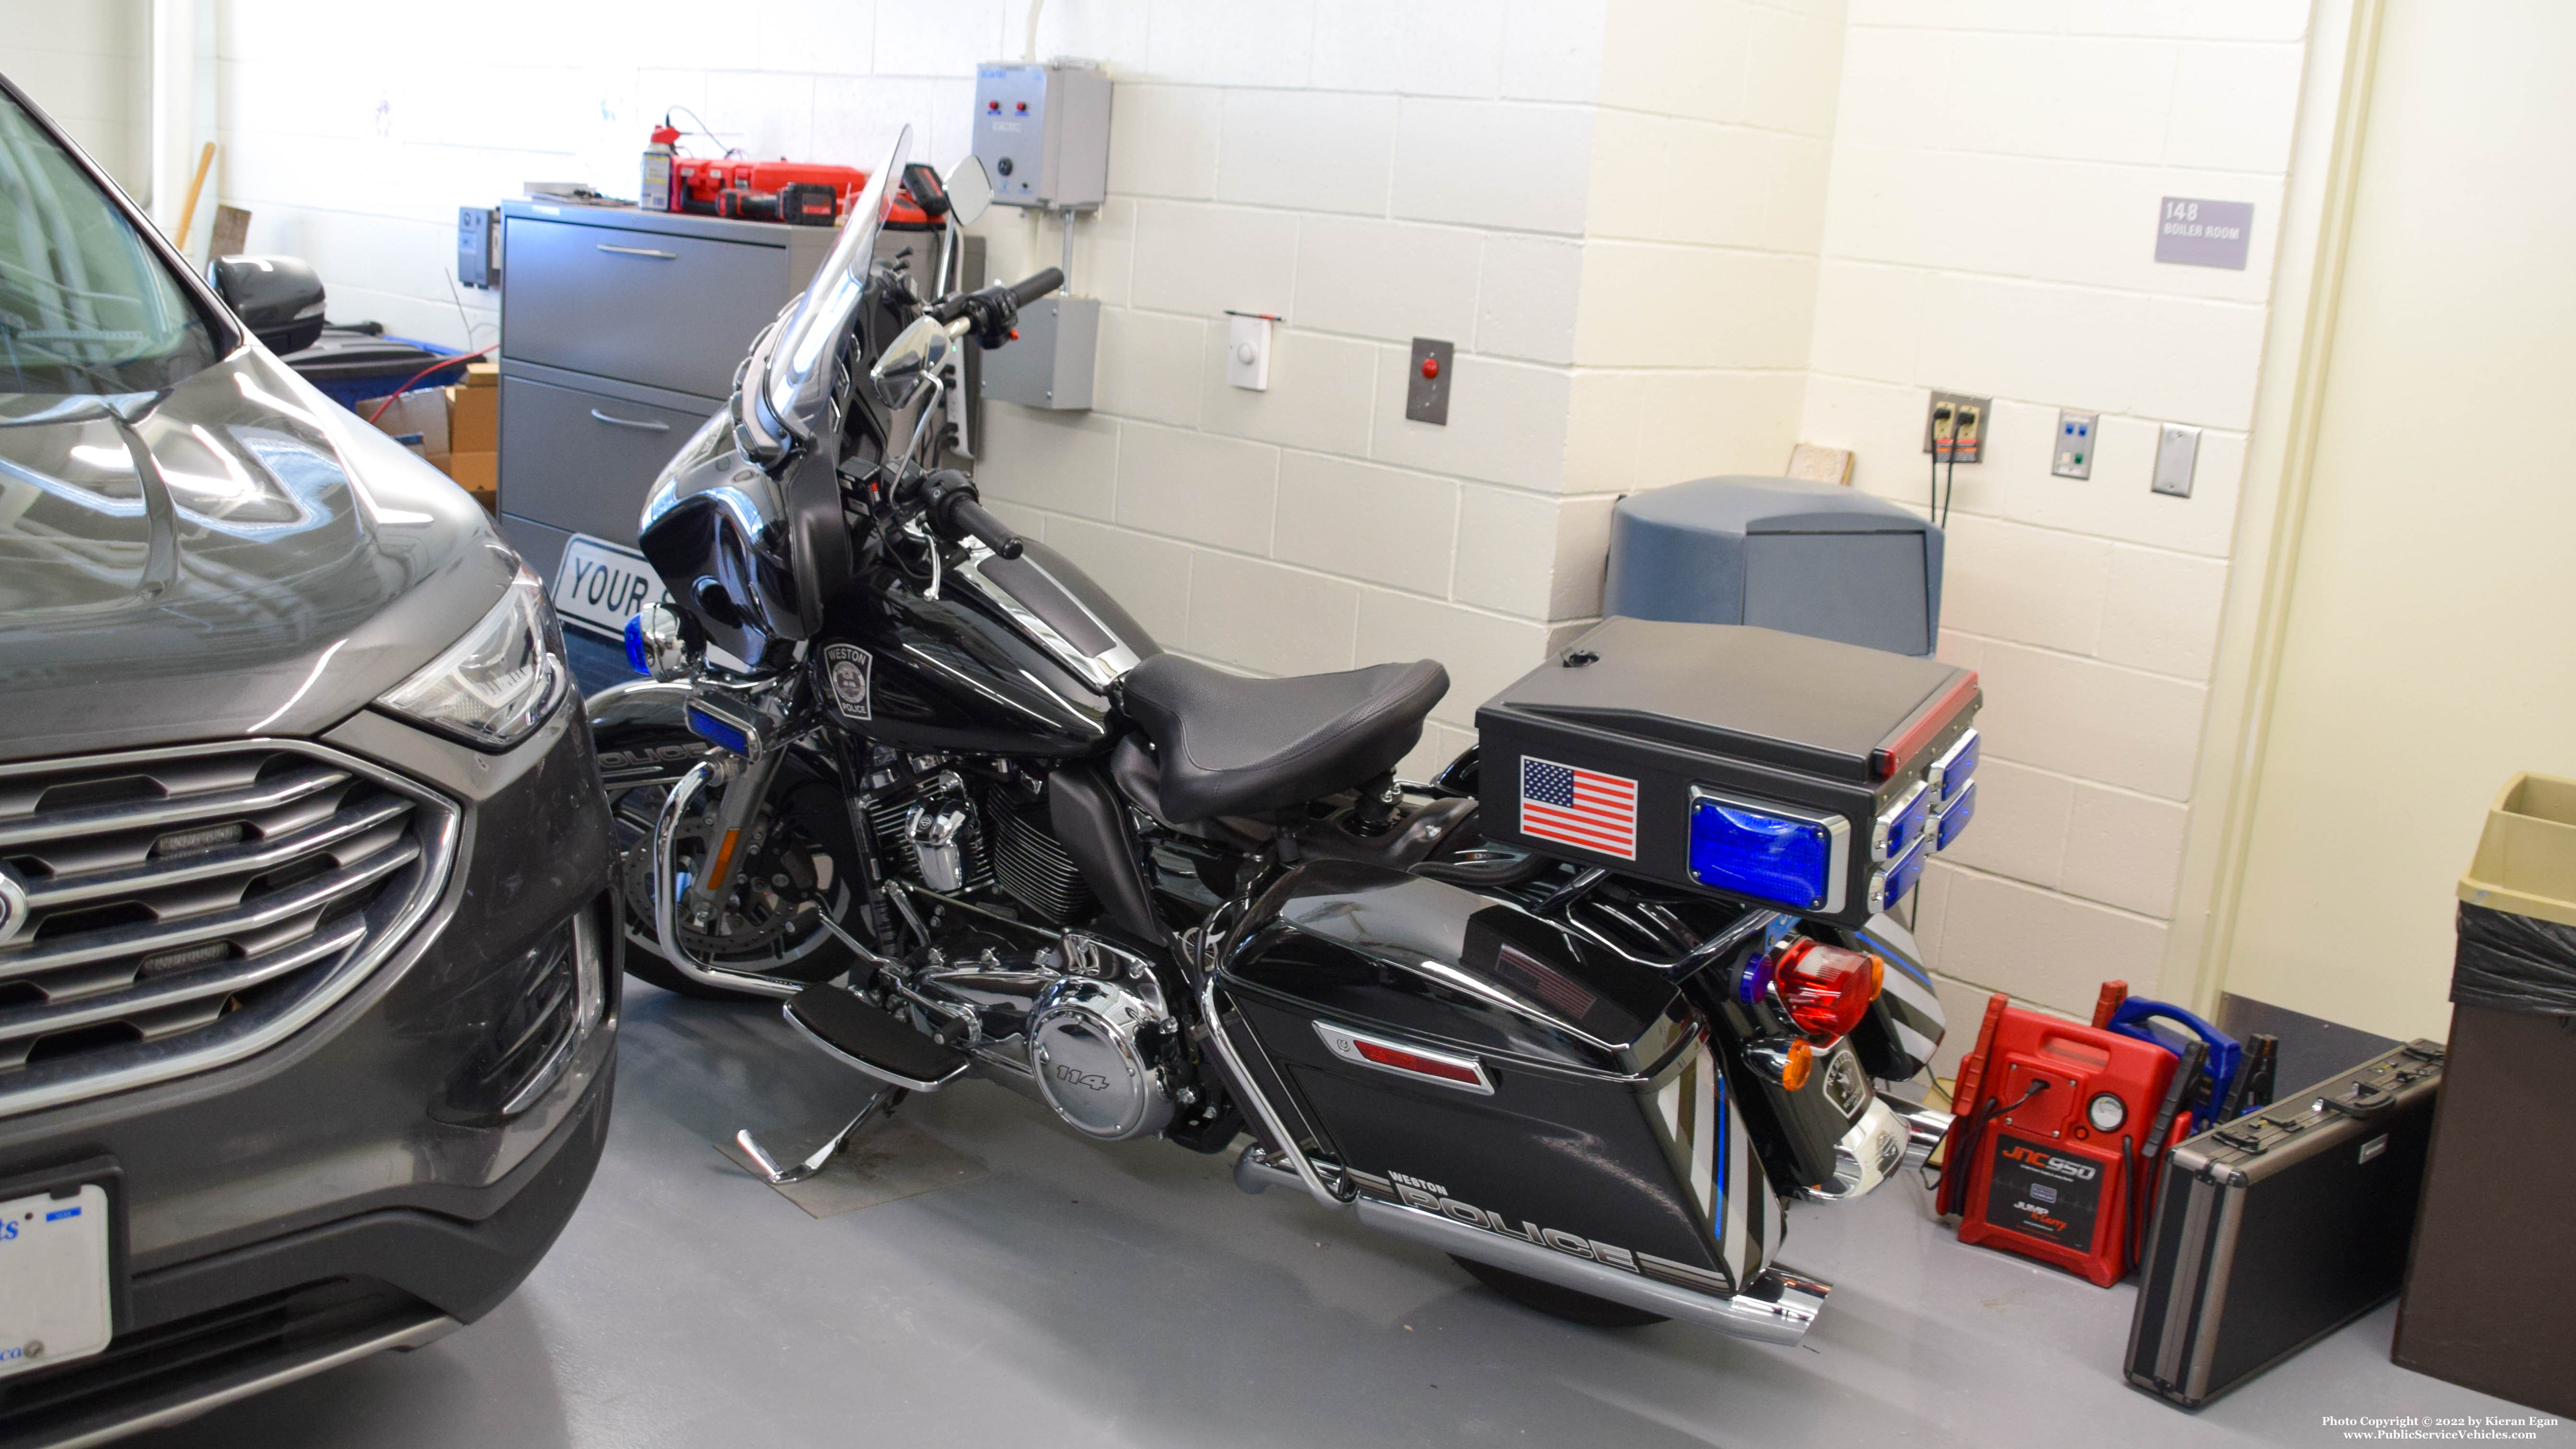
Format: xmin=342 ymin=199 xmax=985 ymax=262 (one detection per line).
xmin=868 ymin=315 xmax=952 ymax=408
xmin=943 ymin=155 xmax=993 ymax=228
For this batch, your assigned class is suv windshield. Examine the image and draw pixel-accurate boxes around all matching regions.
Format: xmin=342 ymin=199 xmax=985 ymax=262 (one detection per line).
xmin=0 ymin=89 xmax=218 ymax=397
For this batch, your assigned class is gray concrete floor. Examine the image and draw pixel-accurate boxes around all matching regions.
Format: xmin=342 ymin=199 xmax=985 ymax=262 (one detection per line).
xmin=140 ymin=983 xmax=2554 ymax=1449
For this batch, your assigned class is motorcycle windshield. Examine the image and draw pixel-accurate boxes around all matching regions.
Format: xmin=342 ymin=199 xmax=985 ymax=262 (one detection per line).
xmin=747 ymin=124 xmax=911 ymax=457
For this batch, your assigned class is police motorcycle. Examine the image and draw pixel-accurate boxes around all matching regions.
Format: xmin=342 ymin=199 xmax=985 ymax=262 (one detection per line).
xmin=587 ymin=125 xmax=1980 ymax=1346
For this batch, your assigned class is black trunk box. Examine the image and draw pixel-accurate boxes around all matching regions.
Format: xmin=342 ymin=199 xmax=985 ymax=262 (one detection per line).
xmin=1475 ymin=619 xmax=1980 ymax=928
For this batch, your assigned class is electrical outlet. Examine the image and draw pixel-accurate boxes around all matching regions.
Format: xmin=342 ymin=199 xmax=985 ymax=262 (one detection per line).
xmin=1923 ymin=391 xmax=1990 ymax=464
xmin=2053 ymin=410 xmax=2098 ymax=479
xmin=2152 ymin=424 xmax=2200 ymax=497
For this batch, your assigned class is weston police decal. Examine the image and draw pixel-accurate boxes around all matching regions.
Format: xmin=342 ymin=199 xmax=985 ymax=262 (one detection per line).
xmin=1359 ymin=1167 xmax=1735 ymax=1296
xmin=824 ymin=644 xmax=873 ymax=720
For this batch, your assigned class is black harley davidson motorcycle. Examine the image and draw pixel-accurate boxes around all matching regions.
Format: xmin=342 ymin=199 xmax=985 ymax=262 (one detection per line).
xmin=585 ymin=128 xmax=1979 ymax=1346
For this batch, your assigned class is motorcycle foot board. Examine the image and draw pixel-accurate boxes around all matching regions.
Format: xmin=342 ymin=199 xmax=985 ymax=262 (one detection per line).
xmin=785 ymin=986 xmax=973 ymax=1092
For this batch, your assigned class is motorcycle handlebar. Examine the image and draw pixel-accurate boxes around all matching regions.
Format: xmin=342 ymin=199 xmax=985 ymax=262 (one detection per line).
xmin=919 ymin=470 xmax=1024 ymax=560
xmin=1006 ymin=268 xmax=1065 ymax=307
xmin=926 ymin=269 xmax=1066 ymax=342
xmin=944 ymin=494 xmax=1025 ymax=560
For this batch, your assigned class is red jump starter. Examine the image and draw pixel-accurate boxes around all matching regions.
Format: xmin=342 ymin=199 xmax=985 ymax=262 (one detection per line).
xmin=1939 ymin=991 xmax=2187 ymax=1286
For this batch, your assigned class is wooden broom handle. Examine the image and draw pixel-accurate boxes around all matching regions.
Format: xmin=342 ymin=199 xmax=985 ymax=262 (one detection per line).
xmin=173 ymin=141 xmax=215 ymax=257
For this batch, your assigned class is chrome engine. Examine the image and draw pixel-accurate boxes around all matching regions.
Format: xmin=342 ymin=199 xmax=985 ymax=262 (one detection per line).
xmin=861 ymin=760 xmax=1182 ymax=1142
xmin=903 ymin=929 xmax=1181 ymax=1142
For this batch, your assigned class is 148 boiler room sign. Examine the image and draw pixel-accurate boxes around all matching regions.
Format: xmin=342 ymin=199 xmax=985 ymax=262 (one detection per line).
xmin=2155 ymin=197 xmax=2255 ymax=269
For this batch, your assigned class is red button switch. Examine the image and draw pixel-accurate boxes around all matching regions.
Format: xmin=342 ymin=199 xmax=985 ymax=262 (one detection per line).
xmin=1419 ymin=354 xmax=1440 ymax=380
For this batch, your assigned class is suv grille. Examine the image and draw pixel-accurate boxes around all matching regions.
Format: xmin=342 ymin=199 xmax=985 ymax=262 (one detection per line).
xmin=0 ymin=743 xmax=455 ymax=1116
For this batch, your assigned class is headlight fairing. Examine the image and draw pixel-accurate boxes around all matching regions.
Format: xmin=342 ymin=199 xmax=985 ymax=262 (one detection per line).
xmin=375 ymin=566 xmax=570 ymax=750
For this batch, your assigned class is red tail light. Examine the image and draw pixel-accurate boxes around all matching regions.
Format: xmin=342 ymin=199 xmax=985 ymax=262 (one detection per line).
xmin=1771 ymin=937 xmax=1885 ymax=1042
xmin=1354 ymin=1040 xmax=1484 ymax=1087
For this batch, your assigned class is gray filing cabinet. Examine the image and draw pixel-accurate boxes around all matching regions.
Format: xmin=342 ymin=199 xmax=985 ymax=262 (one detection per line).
xmin=494 ymin=200 xmax=838 ymax=584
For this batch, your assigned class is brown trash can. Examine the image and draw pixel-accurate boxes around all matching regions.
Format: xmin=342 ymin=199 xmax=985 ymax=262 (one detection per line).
xmin=2390 ymin=773 xmax=2576 ymax=1417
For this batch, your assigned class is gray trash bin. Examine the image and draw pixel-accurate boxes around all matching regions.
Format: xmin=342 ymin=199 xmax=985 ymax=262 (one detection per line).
xmin=1604 ymin=476 xmax=1944 ymax=657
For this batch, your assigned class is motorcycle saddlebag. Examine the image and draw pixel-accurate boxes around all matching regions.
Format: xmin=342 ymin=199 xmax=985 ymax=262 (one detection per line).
xmin=2124 ymin=1040 xmax=2444 ymax=1409
xmin=1216 ymin=860 xmax=1786 ymax=1301
xmin=1476 ymin=618 xmax=1980 ymax=929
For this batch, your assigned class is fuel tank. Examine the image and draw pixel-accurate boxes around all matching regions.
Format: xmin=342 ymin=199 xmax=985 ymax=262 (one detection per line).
xmin=811 ymin=538 xmax=1157 ymax=758
xmin=1216 ymin=859 xmax=1786 ymax=1298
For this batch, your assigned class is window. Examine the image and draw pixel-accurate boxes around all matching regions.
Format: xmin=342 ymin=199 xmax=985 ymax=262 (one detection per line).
xmin=0 ymin=89 xmax=217 ymax=397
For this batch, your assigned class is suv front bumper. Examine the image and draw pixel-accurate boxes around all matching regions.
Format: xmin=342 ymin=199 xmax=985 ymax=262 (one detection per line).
xmin=0 ymin=700 xmax=620 ymax=1448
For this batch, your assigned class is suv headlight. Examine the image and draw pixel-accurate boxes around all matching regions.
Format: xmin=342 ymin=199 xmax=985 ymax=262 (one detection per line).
xmin=376 ymin=566 xmax=570 ymax=749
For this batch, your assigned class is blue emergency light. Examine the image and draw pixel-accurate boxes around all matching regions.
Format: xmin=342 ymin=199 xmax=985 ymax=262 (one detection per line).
xmin=685 ymin=705 xmax=749 ymax=754
xmin=1869 ymin=836 xmax=1930 ymax=914
xmin=1935 ymin=779 xmax=1979 ymax=852
xmin=1929 ymin=729 xmax=1980 ymax=808
xmin=1687 ymin=791 xmax=1846 ymax=913
xmin=1873 ymin=781 xmax=1932 ymax=863
xmin=624 ymin=614 xmax=653 ymax=675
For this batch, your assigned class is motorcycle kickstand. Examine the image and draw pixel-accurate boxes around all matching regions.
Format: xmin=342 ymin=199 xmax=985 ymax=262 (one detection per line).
xmin=736 ymin=1085 xmax=906 ymax=1186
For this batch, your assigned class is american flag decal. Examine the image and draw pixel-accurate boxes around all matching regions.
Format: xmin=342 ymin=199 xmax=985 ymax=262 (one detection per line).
xmin=1518 ymin=756 xmax=1639 ymax=860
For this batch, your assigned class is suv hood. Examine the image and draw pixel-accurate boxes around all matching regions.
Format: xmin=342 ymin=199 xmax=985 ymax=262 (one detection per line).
xmin=0 ymin=347 xmax=514 ymax=763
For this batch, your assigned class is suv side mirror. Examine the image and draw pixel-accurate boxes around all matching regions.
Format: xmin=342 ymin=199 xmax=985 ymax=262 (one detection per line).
xmin=206 ymin=255 xmax=327 ymax=355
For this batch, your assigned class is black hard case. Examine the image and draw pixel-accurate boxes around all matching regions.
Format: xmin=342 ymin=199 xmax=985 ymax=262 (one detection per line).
xmin=2124 ymin=1040 xmax=2445 ymax=1409
xmin=1475 ymin=619 xmax=1979 ymax=927
xmin=1216 ymin=861 xmax=1783 ymax=1292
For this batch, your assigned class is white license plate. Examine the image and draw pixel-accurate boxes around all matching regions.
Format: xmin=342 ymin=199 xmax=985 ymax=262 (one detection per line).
xmin=0 ymin=1185 xmax=113 ymax=1380
xmin=551 ymin=534 xmax=671 ymax=640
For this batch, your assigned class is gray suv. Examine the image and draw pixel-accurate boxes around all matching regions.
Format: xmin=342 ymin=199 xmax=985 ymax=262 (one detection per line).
xmin=0 ymin=76 xmax=618 ymax=1445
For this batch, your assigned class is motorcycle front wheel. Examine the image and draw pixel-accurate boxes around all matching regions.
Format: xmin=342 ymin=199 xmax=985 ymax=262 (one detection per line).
xmin=608 ymin=768 xmax=866 ymax=1002
xmin=1450 ymin=1256 xmax=1669 ymax=1328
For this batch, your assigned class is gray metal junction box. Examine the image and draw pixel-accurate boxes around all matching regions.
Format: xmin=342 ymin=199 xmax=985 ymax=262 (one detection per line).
xmin=972 ymin=62 xmax=1112 ymax=211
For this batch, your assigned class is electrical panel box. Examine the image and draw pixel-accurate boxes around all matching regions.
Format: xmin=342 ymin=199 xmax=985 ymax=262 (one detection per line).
xmin=981 ymin=294 xmax=1098 ymax=410
xmin=973 ymin=62 xmax=1112 ymax=211
xmin=456 ymin=206 xmax=499 ymax=289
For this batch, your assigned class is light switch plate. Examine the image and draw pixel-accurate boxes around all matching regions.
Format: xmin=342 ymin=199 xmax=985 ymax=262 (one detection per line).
xmin=1224 ymin=312 xmax=1272 ymax=391
xmin=2152 ymin=423 xmax=2200 ymax=497
xmin=2053 ymin=410 xmax=2098 ymax=479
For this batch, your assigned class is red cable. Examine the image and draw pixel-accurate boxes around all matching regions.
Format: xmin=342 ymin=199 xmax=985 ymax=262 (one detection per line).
xmin=363 ymin=344 xmax=497 ymax=425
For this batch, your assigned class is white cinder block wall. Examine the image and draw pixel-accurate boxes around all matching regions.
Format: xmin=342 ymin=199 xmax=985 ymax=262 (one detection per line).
xmin=1800 ymin=0 xmax=2313 ymax=1039
xmin=967 ymin=0 xmax=1625 ymax=772
xmin=196 ymin=0 xmax=2322 ymax=1045
xmin=0 ymin=0 xmax=151 ymax=196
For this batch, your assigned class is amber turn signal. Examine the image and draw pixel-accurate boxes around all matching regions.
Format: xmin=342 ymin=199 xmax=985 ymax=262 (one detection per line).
xmin=1779 ymin=1039 xmax=1814 ymax=1092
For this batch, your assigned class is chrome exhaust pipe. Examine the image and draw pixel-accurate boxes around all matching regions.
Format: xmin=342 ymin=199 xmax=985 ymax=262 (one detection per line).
xmin=1879 ymin=1093 xmax=1955 ymax=1172
xmin=1233 ymin=1146 xmax=1830 ymax=1347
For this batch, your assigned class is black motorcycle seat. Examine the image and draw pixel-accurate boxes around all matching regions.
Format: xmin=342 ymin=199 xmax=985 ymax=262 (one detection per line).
xmin=1118 ymin=654 xmax=1449 ymax=823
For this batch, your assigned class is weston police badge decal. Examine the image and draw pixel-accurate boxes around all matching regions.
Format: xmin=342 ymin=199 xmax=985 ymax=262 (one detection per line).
xmin=823 ymin=643 xmax=873 ymax=720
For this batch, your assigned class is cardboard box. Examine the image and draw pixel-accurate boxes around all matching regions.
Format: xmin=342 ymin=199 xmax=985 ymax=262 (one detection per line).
xmin=358 ymin=387 xmax=449 ymax=458
xmin=449 ymin=450 xmax=498 ymax=514
xmin=449 ymin=374 xmax=497 ymax=455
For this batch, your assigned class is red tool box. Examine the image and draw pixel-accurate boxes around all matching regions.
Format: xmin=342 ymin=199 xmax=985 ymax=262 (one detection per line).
xmin=1937 ymin=991 xmax=2191 ymax=1286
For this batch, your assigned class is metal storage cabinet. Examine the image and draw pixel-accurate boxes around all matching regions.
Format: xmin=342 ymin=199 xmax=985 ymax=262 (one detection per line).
xmin=494 ymin=200 xmax=838 ymax=584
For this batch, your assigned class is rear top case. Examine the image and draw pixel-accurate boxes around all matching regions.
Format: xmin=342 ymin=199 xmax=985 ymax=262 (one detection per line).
xmin=1475 ymin=619 xmax=1979 ymax=928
